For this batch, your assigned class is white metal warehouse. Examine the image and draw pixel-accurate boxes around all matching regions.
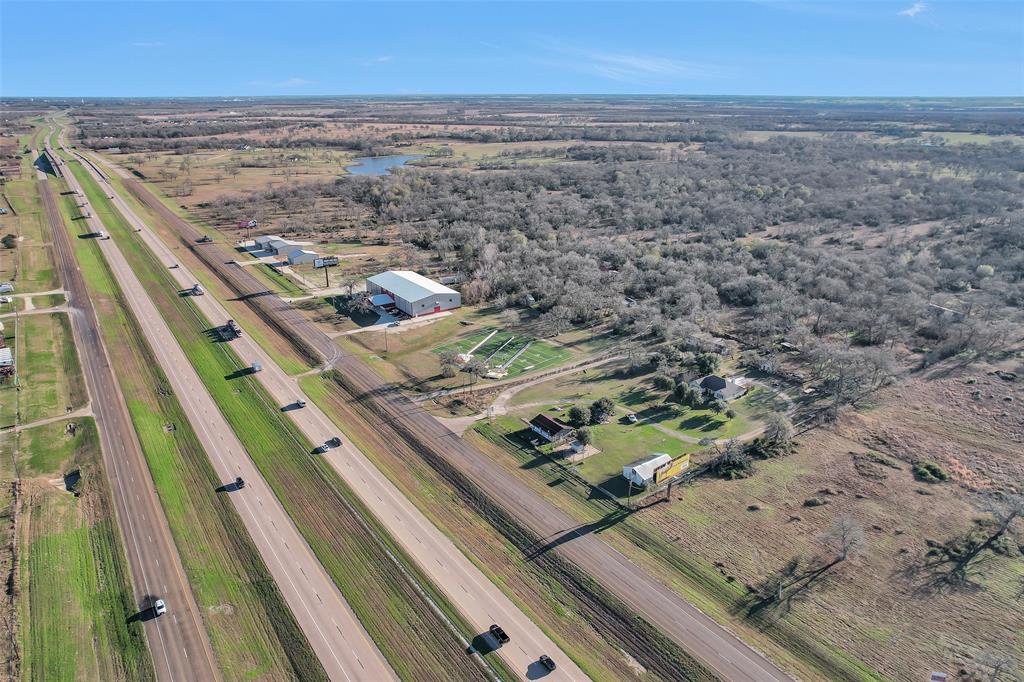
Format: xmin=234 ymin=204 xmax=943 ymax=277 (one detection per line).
xmin=366 ymin=271 xmax=461 ymax=317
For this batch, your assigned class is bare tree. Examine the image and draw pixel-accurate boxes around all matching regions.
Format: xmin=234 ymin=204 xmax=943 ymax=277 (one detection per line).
xmin=910 ymin=494 xmax=1024 ymax=589
xmin=746 ymin=514 xmax=864 ymax=619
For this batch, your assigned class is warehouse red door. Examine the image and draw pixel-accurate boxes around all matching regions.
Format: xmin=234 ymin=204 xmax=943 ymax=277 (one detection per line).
xmin=433 ymin=304 xmax=441 ymax=313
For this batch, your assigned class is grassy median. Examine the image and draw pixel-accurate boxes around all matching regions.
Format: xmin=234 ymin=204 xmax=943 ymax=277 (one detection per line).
xmin=55 ymin=167 xmax=327 ymax=681
xmin=77 ymin=154 xmax=514 ymax=682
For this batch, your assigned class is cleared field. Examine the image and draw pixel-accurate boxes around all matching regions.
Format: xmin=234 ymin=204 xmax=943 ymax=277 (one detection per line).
xmin=15 ymin=312 xmax=87 ymax=424
xmin=17 ymin=418 xmax=152 ymax=682
xmin=57 ymin=165 xmax=326 ymax=680
xmin=436 ymin=328 xmax=572 ymax=379
xmin=93 ymin=167 xmax=510 ymax=681
xmin=0 ymin=178 xmax=59 ymax=293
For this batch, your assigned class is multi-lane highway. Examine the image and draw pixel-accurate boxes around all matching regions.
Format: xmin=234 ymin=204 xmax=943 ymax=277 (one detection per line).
xmin=37 ymin=142 xmax=220 ymax=682
xmin=107 ymin=159 xmax=793 ymax=682
xmin=52 ymin=133 xmax=395 ymax=682
xmin=78 ymin=144 xmax=589 ymax=681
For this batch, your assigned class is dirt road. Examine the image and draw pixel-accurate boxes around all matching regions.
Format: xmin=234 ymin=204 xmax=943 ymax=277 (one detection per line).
xmin=81 ymin=149 xmax=588 ymax=681
xmin=98 ymin=150 xmax=793 ymax=682
xmin=58 ymin=141 xmax=395 ymax=681
xmin=39 ymin=174 xmax=220 ymax=682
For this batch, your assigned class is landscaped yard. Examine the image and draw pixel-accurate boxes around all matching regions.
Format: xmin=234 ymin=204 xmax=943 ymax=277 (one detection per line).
xmin=486 ymin=362 xmax=791 ymax=495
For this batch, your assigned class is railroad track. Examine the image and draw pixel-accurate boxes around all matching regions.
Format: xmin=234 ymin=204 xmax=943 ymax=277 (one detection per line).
xmin=123 ymin=177 xmax=793 ymax=682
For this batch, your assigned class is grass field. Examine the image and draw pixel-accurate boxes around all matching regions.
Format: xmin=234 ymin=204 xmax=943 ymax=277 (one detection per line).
xmin=15 ymin=312 xmax=87 ymax=425
xmin=60 ymin=161 xmax=329 ymax=680
xmin=435 ymin=328 xmax=572 ymax=379
xmin=83 ymin=161 xmax=512 ymax=681
xmin=0 ymin=177 xmax=59 ymax=294
xmin=17 ymin=418 xmax=153 ymax=682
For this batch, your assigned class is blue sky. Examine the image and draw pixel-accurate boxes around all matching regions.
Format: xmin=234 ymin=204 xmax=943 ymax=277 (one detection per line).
xmin=2 ymin=1 xmax=1022 ymax=97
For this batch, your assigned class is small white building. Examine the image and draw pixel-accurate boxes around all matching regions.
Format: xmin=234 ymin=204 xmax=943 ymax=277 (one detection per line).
xmin=0 ymin=283 xmax=13 ymax=294
xmin=622 ymin=453 xmax=673 ymax=488
xmin=366 ymin=271 xmax=460 ymax=318
xmin=287 ymin=249 xmax=318 ymax=265
xmin=0 ymin=347 xmax=12 ymax=368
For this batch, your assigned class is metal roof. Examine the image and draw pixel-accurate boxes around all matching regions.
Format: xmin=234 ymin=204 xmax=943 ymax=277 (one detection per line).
xmin=0 ymin=347 xmax=12 ymax=366
xmin=367 ymin=271 xmax=457 ymax=302
xmin=623 ymin=453 xmax=673 ymax=483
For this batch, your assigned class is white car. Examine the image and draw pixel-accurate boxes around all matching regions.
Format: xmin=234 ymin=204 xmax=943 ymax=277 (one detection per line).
xmin=154 ymin=599 xmax=167 ymax=616
xmin=627 ymin=413 xmax=638 ymax=424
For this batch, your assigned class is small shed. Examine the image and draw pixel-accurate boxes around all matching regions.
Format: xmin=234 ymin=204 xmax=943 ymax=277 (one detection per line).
xmin=622 ymin=453 xmax=673 ymax=488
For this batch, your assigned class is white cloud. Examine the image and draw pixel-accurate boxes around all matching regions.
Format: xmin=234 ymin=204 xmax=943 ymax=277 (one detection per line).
xmin=355 ymin=56 xmax=394 ymax=66
xmin=131 ymin=41 xmax=165 ymax=48
xmin=898 ymin=2 xmax=927 ymax=17
xmin=247 ymin=77 xmax=315 ymax=88
xmin=533 ymin=40 xmax=722 ymax=85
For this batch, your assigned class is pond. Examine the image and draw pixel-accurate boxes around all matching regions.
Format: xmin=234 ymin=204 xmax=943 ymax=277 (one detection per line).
xmin=346 ymin=154 xmax=424 ymax=176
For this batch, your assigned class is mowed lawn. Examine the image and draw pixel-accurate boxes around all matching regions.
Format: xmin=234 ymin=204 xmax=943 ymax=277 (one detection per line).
xmin=18 ymin=418 xmax=152 ymax=682
xmin=435 ymin=328 xmax=571 ymax=378
xmin=15 ymin=312 xmax=87 ymax=424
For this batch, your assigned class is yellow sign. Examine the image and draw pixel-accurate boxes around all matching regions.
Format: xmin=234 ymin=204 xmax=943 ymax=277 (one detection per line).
xmin=654 ymin=454 xmax=690 ymax=484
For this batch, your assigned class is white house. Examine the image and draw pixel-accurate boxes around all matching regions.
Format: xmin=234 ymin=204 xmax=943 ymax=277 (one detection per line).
xmin=528 ymin=413 xmax=575 ymax=443
xmin=0 ymin=347 xmax=13 ymax=368
xmin=366 ymin=271 xmax=460 ymax=318
xmin=691 ymin=375 xmax=747 ymax=402
xmin=622 ymin=453 xmax=673 ymax=488
xmin=287 ymin=249 xmax=318 ymax=265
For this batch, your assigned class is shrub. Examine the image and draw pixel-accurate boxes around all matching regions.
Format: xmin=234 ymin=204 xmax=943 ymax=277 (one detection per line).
xmin=1 ymin=234 xmax=16 ymax=249
xmin=913 ymin=460 xmax=949 ymax=483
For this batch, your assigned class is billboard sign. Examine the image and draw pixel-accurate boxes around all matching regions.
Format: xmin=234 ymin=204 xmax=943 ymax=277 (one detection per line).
xmin=314 ymin=256 xmax=340 ymax=268
xmin=654 ymin=454 xmax=690 ymax=484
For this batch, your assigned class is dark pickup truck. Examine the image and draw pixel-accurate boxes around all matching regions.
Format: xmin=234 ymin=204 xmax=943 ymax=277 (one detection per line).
xmin=488 ymin=624 xmax=510 ymax=645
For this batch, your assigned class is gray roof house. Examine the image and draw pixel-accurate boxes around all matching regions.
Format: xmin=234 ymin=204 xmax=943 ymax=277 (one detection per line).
xmin=692 ymin=375 xmax=747 ymax=402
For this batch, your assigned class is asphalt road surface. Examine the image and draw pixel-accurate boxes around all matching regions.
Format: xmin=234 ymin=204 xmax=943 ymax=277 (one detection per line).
xmin=79 ymin=150 xmax=586 ymax=681
xmin=39 ymin=160 xmax=220 ymax=681
xmin=57 ymin=140 xmax=394 ymax=682
xmin=94 ymin=147 xmax=793 ymax=682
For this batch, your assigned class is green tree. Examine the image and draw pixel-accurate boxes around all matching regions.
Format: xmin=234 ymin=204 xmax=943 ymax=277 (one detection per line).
xmin=591 ymin=397 xmax=614 ymax=422
xmin=567 ymin=405 xmax=591 ymax=427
